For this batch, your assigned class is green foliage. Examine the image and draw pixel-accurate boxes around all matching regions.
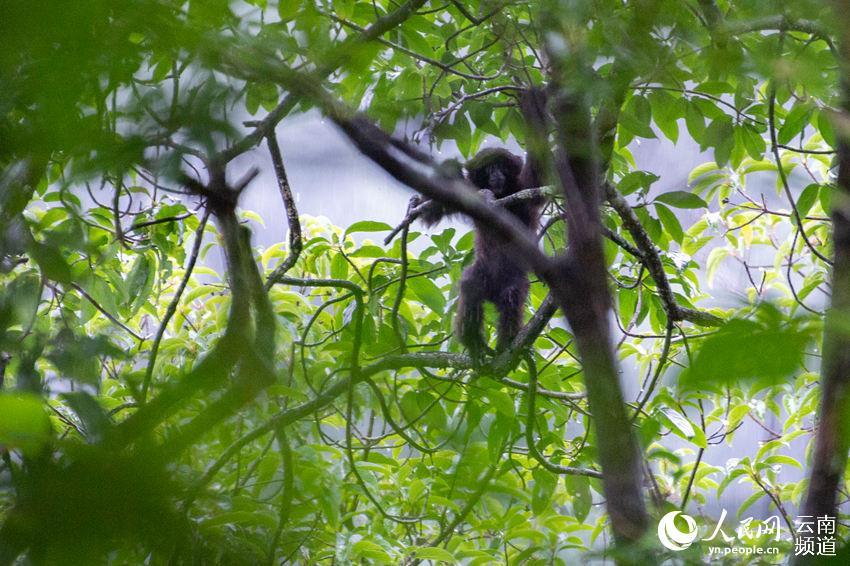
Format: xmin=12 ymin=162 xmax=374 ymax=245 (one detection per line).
xmin=682 ymin=306 xmax=818 ymax=389
xmin=0 ymin=394 xmax=51 ymax=455
xmin=0 ymin=0 xmax=846 ymax=563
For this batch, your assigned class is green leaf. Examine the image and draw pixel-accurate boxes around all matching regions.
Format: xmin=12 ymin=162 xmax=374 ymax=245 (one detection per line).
xmin=619 ymin=95 xmax=656 ymax=139
xmin=705 ymin=247 xmax=728 ymax=286
xmin=654 ymin=191 xmax=707 ymax=209
xmin=0 ymin=394 xmax=52 ymax=454
xmin=658 ymin=407 xmax=695 ymax=440
xmin=682 ymin=234 xmax=712 ymax=256
xmin=565 ymin=475 xmax=592 ymax=523
xmin=688 ymin=162 xmax=721 ymax=184
xmin=351 ymin=540 xmax=392 ymax=563
xmin=817 ymin=109 xmax=836 ymax=147
xmin=635 ymin=207 xmax=663 ymax=242
xmin=618 ymin=286 xmax=638 ymax=322
xmin=729 ymin=130 xmax=747 ymax=170
xmin=484 ymin=389 xmax=514 ymax=418
xmin=684 ymin=102 xmax=706 ymax=142
xmin=531 ymin=467 xmax=557 ymax=515
xmin=694 ymin=81 xmax=735 ymax=95
xmin=334 ymin=0 xmax=354 ymax=19
xmin=718 ymin=468 xmax=748 ymax=497
xmin=330 ymin=252 xmax=348 ymax=279
xmin=798 ymin=271 xmax=826 ymax=302
xmin=278 ymin=0 xmax=302 ymax=22
xmin=126 ymin=254 xmax=151 ymax=311
xmin=453 ymin=112 xmax=472 ymax=157
xmin=345 ymin=220 xmax=392 ymax=236
xmin=201 ymin=511 xmax=277 ymax=529
xmin=239 ymin=210 xmax=266 ymax=227
xmin=649 ymin=90 xmax=680 ymax=143
xmin=761 ymin=455 xmax=802 ymax=469
xmin=61 ymin=392 xmax=111 ymax=442
xmin=6 ymin=273 xmax=41 ymax=327
xmin=796 ymin=183 xmax=820 ymax=217
xmin=682 ymin=308 xmax=814 ymax=388
xmin=488 ymin=414 xmax=511 ymax=463
xmin=777 ymin=104 xmax=812 ymax=145
xmin=401 ymin=29 xmax=432 ymax=57
xmin=28 ymin=241 xmax=73 ymax=283
xmin=618 ymin=171 xmax=659 ymax=196
xmin=654 ymin=203 xmax=684 ymax=243
xmin=406 ymin=546 xmax=457 ymax=563
xmin=737 ymin=491 xmax=767 ymax=518
xmin=407 ymin=277 xmax=445 ymax=314
xmin=727 ymin=403 xmax=750 ymax=432
xmin=705 ymin=118 xmax=734 ymax=166
xmin=740 ymin=124 xmax=766 ymax=160
xmin=820 ymin=184 xmax=833 ymax=214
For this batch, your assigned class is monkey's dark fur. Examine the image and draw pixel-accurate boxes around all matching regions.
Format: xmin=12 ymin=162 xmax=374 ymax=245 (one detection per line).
xmin=418 ymin=147 xmax=543 ymax=360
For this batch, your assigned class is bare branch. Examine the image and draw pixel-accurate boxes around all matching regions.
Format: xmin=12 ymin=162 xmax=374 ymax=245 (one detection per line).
xmin=142 ymin=210 xmax=210 ymax=401
xmin=264 ymin=133 xmax=303 ymax=289
xmin=604 ymin=183 xmax=724 ymax=327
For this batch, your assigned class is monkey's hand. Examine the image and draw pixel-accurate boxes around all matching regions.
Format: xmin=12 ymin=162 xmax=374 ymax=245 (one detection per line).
xmin=413 ymin=195 xmax=448 ymax=227
xmin=408 ymin=194 xmax=425 ymax=213
xmin=408 ymin=194 xmax=425 ymax=208
xmin=479 ymin=189 xmax=497 ymax=204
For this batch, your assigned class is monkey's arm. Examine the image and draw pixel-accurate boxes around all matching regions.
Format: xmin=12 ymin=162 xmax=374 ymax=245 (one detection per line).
xmin=384 ymin=158 xmax=470 ymax=243
xmin=414 ymin=157 xmax=467 ymax=225
xmin=410 ymin=194 xmax=449 ymax=226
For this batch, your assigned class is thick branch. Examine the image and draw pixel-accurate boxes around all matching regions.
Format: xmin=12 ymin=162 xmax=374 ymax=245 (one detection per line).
xmin=543 ymin=49 xmax=650 ymax=547
xmin=330 ymin=116 xmax=551 ymax=273
xmin=105 ymin=169 xmax=269 ymax=449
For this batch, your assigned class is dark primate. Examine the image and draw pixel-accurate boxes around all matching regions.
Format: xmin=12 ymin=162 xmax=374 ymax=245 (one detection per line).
xmin=455 ymin=148 xmax=543 ymax=359
xmin=411 ymin=89 xmax=549 ymax=361
xmin=415 ymin=146 xmax=543 ymax=361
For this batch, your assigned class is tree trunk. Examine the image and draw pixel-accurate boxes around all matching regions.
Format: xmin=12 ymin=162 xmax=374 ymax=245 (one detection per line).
xmin=799 ymin=4 xmax=850 ymax=558
xmin=543 ymin=89 xmax=650 ymax=547
xmin=800 ymin=83 xmax=850 ymax=522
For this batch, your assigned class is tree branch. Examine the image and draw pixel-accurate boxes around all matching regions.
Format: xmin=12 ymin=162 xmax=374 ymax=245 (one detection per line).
xmin=385 ymin=186 xmax=550 ymax=245
xmin=264 ymin=132 xmax=303 ymax=289
xmin=141 ymin=209 xmax=210 ymax=401
xmin=604 ymin=183 xmax=724 ymax=327
xmin=216 ymin=0 xmax=428 ymax=164
xmin=799 ymin=1 xmax=850 ymax=537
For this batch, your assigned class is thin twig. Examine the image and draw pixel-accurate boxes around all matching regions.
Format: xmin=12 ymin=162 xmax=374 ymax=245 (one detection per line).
xmin=141 ymin=210 xmax=210 ymax=401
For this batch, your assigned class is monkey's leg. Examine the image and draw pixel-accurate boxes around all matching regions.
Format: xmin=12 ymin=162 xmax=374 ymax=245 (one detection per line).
xmin=495 ymin=284 xmax=527 ymax=352
xmin=455 ymin=269 xmax=487 ymax=364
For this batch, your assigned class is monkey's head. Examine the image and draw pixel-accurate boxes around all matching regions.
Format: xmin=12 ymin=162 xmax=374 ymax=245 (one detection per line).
xmin=465 ymin=148 xmax=523 ymax=197
xmin=438 ymin=158 xmax=465 ymax=180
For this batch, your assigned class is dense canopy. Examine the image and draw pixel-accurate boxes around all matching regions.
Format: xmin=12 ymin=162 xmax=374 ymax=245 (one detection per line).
xmin=1 ymin=1 xmax=849 ymax=564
